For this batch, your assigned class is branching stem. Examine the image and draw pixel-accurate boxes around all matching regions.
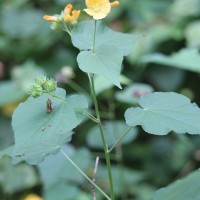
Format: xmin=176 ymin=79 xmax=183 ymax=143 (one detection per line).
xmin=88 ymin=73 xmax=115 ymax=200
xmin=108 ymin=127 xmax=132 ymax=153
xmin=60 ymin=150 xmax=111 ymax=200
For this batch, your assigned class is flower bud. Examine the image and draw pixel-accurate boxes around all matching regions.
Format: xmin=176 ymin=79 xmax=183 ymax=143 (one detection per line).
xmin=29 ymin=84 xmax=43 ymax=98
xmin=43 ymin=78 xmax=57 ymax=92
xmin=35 ymin=75 xmax=47 ymax=86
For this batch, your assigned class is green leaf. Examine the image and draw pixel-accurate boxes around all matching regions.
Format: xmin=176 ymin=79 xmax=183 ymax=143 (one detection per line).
xmin=43 ymin=182 xmax=79 ymax=200
xmin=153 ymin=169 xmax=200 ymax=200
xmin=87 ymin=121 xmax=138 ymax=149
xmin=142 ymin=48 xmax=200 ymax=73
xmin=146 ymin=67 xmax=185 ymax=91
xmin=72 ymin=20 xmax=135 ymax=88
xmin=94 ymin=75 xmax=131 ymax=95
xmin=38 ymin=145 xmax=92 ymax=189
xmin=115 ymin=83 xmax=154 ymax=104
xmin=0 ymin=157 xmax=38 ymax=194
xmin=12 ymin=88 xmax=87 ymax=165
xmin=71 ymin=20 xmax=135 ymax=56
xmin=94 ymin=75 xmax=113 ymax=95
xmin=0 ymin=118 xmax=14 ymax=150
xmin=11 ymin=60 xmax=45 ymax=92
xmin=125 ymin=92 xmax=200 ymax=135
xmin=0 ymin=146 xmax=14 ymax=160
xmin=77 ymin=45 xmax=123 ymax=88
xmin=0 ymin=81 xmax=25 ymax=106
xmin=2 ymin=8 xmax=48 ymax=39
xmin=67 ymin=94 xmax=88 ymax=123
xmin=185 ymin=21 xmax=200 ymax=48
xmin=97 ymin=165 xmax=145 ymax=196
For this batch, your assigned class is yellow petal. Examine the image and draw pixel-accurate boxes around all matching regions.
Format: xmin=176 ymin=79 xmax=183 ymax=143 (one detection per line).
xmin=23 ymin=194 xmax=43 ymax=200
xmin=110 ymin=1 xmax=119 ymax=7
xmin=84 ymin=0 xmax=111 ymax=20
xmin=43 ymin=15 xmax=57 ymax=22
xmin=64 ymin=14 xmax=72 ymax=22
xmin=64 ymin=3 xmax=73 ymax=15
xmin=72 ymin=10 xmax=81 ymax=20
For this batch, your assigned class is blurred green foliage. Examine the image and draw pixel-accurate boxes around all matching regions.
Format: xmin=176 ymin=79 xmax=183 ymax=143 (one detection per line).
xmin=0 ymin=0 xmax=200 ymax=199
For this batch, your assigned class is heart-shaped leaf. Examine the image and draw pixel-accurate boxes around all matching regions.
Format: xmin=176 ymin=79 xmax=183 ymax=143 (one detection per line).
xmin=12 ymin=88 xmax=87 ymax=164
xmin=71 ymin=20 xmax=135 ymax=56
xmin=77 ymin=45 xmax=123 ymax=88
xmin=125 ymin=92 xmax=200 ymax=135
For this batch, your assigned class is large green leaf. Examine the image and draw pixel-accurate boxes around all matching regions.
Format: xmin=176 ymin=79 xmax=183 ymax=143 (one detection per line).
xmin=12 ymin=88 xmax=88 ymax=164
xmin=87 ymin=121 xmax=138 ymax=149
xmin=71 ymin=20 xmax=135 ymax=56
xmin=77 ymin=45 xmax=123 ymax=88
xmin=72 ymin=20 xmax=135 ymax=88
xmin=153 ymin=169 xmax=200 ymax=200
xmin=125 ymin=92 xmax=200 ymax=135
xmin=142 ymin=48 xmax=200 ymax=73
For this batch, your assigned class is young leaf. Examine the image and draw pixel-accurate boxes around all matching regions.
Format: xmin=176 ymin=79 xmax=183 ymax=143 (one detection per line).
xmin=77 ymin=45 xmax=123 ymax=88
xmin=125 ymin=92 xmax=200 ymax=135
xmin=12 ymin=88 xmax=87 ymax=165
xmin=71 ymin=20 xmax=135 ymax=56
xmin=153 ymin=170 xmax=200 ymax=200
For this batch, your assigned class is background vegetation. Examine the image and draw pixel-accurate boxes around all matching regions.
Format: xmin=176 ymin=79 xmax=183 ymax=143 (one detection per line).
xmin=0 ymin=0 xmax=200 ymax=199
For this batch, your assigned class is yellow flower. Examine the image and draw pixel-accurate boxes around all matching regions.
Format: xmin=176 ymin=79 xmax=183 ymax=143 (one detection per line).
xmin=43 ymin=3 xmax=80 ymax=27
xmin=84 ymin=0 xmax=119 ymax=20
xmin=22 ymin=194 xmax=43 ymax=200
xmin=64 ymin=3 xmax=80 ymax=24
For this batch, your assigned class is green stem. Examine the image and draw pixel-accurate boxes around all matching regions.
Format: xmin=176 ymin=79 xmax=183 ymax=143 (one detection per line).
xmin=92 ymin=152 xmax=117 ymax=161
xmin=93 ymin=20 xmax=97 ymax=53
xmin=63 ymin=22 xmax=71 ymax=36
xmin=60 ymin=150 xmax=111 ymax=200
xmin=108 ymin=127 xmax=132 ymax=153
xmin=48 ymin=92 xmax=66 ymax=101
xmin=88 ymin=73 xmax=115 ymax=200
xmin=116 ymin=143 xmax=127 ymax=200
xmin=83 ymin=110 xmax=99 ymax=123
